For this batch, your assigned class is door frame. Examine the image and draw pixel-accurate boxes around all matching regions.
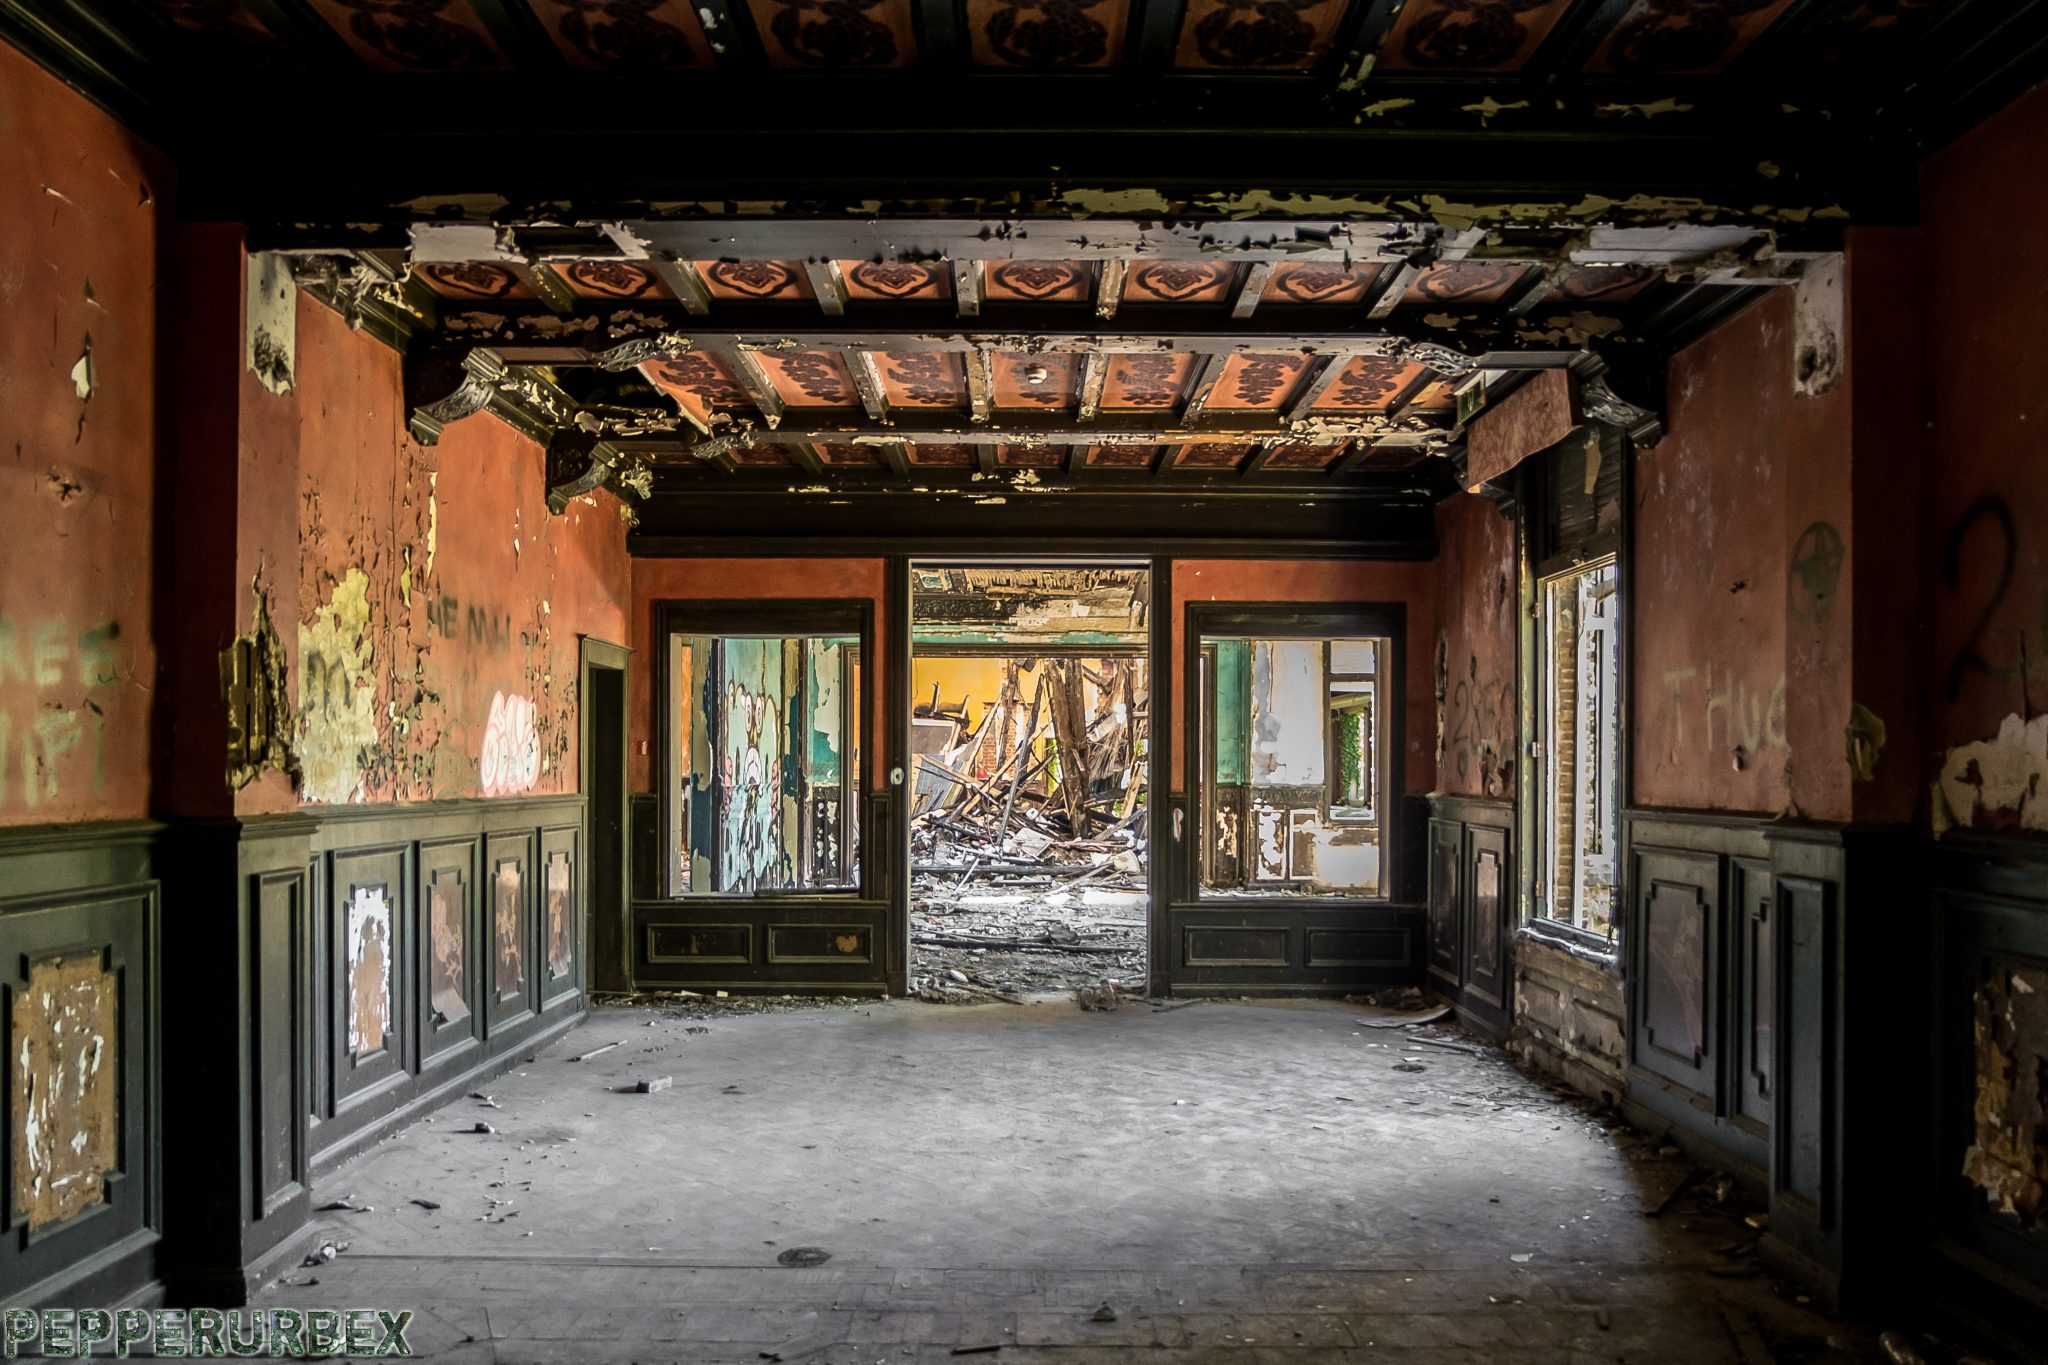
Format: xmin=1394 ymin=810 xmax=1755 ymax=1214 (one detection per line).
xmin=580 ymin=636 xmax=632 ymax=994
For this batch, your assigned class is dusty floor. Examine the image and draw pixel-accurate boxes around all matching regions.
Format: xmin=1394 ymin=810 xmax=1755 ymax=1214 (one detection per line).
xmin=260 ymin=998 xmax=1898 ymax=1364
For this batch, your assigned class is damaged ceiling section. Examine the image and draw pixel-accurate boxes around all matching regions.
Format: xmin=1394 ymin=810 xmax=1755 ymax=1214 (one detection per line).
xmin=266 ymin=213 xmax=1831 ymax=518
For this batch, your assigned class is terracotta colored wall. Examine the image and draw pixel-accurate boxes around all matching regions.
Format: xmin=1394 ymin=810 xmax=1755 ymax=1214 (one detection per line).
xmin=629 ymin=559 xmax=890 ymax=793
xmin=1633 ymin=288 xmax=1853 ymax=818
xmin=0 ymin=45 xmax=163 ymax=826
xmin=290 ymin=300 xmax=630 ymax=806
xmin=1920 ymin=84 xmax=2048 ymax=766
xmin=1432 ymin=493 xmax=1516 ymax=799
xmin=1169 ymin=559 xmax=1437 ymax=795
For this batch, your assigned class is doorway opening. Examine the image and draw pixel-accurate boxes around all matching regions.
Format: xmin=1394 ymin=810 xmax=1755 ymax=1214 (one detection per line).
xmin=908 ymin=563 xmax=1151 ymax=1000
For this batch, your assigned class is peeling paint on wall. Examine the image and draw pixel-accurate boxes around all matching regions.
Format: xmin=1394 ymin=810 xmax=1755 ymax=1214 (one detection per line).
xmin=427 ymin=875 xmax=467 ymax=1025
xmin=222 ymin=574 xmax=301 ymax=791
xmin=245 ymin=253 xmax=296 ymax=396
xmin=494 ymin=862 xmax=524 ymax=1000
xmin=1963 ymin=964 xmax=2048 ymax=1225
xmin=299 ymin=568 xmax=378 ymax=804
xmin=1792 ymin=255 xmax=1843 ymax=397
xmin=346 ymin=885 xmax=392 ymax=1057
xmin=12 ymin=954 xmax=117 ymax=1231
xmin=1844 ymin=703 xmax=1886 ymax=783
xmin=720 ymin=638 xmax=789 ymax=893
xmin=1934 ymin=712 xmax=2048 ymax=836
xmin=545 ymin=852 xmax=571 ymax=980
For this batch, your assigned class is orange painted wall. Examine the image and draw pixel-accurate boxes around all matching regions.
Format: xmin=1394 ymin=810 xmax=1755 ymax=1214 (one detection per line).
xmin=0 ymin=44 xmax=163 ymax=826
xmin=1169 ymin=559 xmax=1437 ymax=794
xmin=1919 ymin=83 xmax=2048 ymax=761
xmin=1632 ymin=287 xmax=1853 ymax=818
xmin=629 ymin=559 xmax=890 ymax=793
xmin=1432 ymin=493 xmax=1516 ymax=800
xmin=289 ymin=299 xmax=631 ymax=806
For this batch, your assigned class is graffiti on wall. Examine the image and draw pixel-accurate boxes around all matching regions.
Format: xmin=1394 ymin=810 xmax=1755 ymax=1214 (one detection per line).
xmin=11 ymin=953 xmax=117 ymax=1231
xmin=1660 ymin=663 xmax=1787 ymax=762
xmin=1445 ymin=650 xmax=1512 ymax=797
xmin=0 ymin=616 xmax=120 ymax=811
xmin=300 ymin=569 xmax=379 ymax=804
xmin=718 ymin=638 xmax=788 ymax=893
xmin=479 ymin=691 xmax=541 ymax=795
xmin=346 ymin=885 xmax=392 ymax=1057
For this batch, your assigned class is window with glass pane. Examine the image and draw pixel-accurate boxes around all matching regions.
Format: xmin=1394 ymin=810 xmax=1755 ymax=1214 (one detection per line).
xmin=1200 ymin=635 xmax=1388 ymax=898
xmin=666 ymin=634 xmax=861 ymax=896
xmin=1537 ymin=560 xmax=1619 ymax=936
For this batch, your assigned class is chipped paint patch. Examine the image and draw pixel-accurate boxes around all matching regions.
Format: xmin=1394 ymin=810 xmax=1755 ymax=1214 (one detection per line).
xmin=1845 ymin=703 xmax=1886 ymax=784
xmin=1963 ymin=965 xmax=2048 ymax=1225
xmin=12 ymin=954 xmax=117 ymax=1231
xmin=1358 ymin=98 xmax=1414 ymax=119
xmin=1792 ymin=254 xmax=1843 ymax=396
xmin=69 ymin=340 xmax=93 ymax=401
xmin=1934 ymin=713 xmax=2048 ymax=836
xmin=1461 ymin=98 xmax=1531 ymax=126
xmin=245 ymin=253 xmax=297 ymax=396
xmin=298 ymin=568 xmax=379 ymax=804
xmin=346 ymin=885 xmax=393 ymax=1056
xmin=222 ymin=574 xmax=302 ymax=791
xmin=1596 ymin=98 xmax=1696 ymax=119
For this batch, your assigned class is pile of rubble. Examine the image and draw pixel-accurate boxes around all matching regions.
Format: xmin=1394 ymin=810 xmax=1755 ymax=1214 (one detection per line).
xmin=909 ymin=658 xmax=1149 ymax=999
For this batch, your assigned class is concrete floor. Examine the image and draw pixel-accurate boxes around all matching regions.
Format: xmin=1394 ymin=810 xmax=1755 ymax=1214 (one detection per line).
xmin=260 ymin=998 xmax=1890 ymax=1364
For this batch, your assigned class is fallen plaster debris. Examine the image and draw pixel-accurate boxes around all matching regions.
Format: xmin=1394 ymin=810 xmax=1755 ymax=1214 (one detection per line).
xmin=1934 ymin=712 xmax=2048 ymax=836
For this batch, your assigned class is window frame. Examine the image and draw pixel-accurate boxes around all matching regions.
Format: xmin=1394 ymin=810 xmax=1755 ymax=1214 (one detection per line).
xmin=1532 ymin=554 xmax=1621 ymax=940
xmin=653 ymin=598 xmax=875 ymax=901
xmin=1515 ymin=423 xmax=1630 ymax=957
xmin=1182 ymin=601 xmax=1406 ymax=904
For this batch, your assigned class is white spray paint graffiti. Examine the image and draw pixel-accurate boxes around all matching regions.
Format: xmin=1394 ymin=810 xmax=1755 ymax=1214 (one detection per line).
xmin=479 ymin=691 xmax=541 ymax=795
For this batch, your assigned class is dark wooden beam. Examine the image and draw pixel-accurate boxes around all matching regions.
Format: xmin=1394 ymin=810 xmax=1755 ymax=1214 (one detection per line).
xmin=651 ymin=258 xmax=713 ymax=315
xmin=807 ymin=260 xmax=849 ymax=316
xmin=717 ymin=344 xmax=786 ymax=427
xmin=1077 ymin=352 xmax=1108 ymax=423
xmin=847 ymin=347 xmax=889 ymax=422
xmin=1095 ymin=260 xmax=1128 ymax=321
xmin=1178 ymin=354 xmax=1229 ymax=425
xmin=1231 ymin=262 xmax=1273 ymax=320
xmin=967 ymin=348 xmax=993 ymax=424
xmin=953 ymin=260 xmax=982 ymax=319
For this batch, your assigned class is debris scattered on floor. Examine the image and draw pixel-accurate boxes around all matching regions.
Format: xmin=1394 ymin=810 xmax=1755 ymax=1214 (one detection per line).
xmin=317 ymin=1197 xmax=370 ymax=1213
xmin=1075 ymin=984 xmax=1120 ymax=1011
xmin=908 ymin=656 xmax=1149 ymax=998
xmin=302 ymin=1240 xmax=348 ymax=1267
xmin=411 ymin=1198 xmax=441 ymax=1211
xmin=635 ymin=1076 xmax=673 ymax=1093
xmin=471 ymin=1121 xmax=496 ymax=1134
xmin=572 ymin=1040 xmax=622 ymax=1062
xmin=775 ymin=1246 xmax=831 ymax=1268
xmin=1091 ymin=1303 xmax=1118 ymax=1323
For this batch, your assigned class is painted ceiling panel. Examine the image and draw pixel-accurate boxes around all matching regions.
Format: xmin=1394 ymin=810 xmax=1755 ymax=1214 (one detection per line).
xmin=730 ymin=444 xmax=797 ymax=465
xmin=1263 ymin=440 xmax=1348 ymax=469
xmin=526 ymin=0 xmax=716 ymax=67
xmin=982 ymin=261 xmax=1092 ymax=303
xmin=1311 ymin=357 xmax=1427 ymax=411
xmin=839 ymin=260 xmax=951 ymax=301
xmin=552 ymin=260 xmax=665 ymax=300
xmin=1404 ymin=261 xmax=1531 ymax=306
xmin=418 ymin=262 xmax=530 ymax=300
xmin=877 ymin=352 xmax=968 ymax=408
xmin=816 ymin=442 xmax=888 ymax=466
xmin=755 ymin=349 xmax=862 ymax=406
xmin=1552 ymin=264 xmax=1658 ymax=303
xmin=641 ymin=353 xmax=754 ymax=426
xmin=1174 ymin=0 xmax=1351 ymax=68
xmin=1173 ymin=442 xmax=1254 ymax=469
xmin=1262 ymin=261 xmax=1383 ymax=305
xmin=1085 ymin=444 xmax=1158 ymax=467
xmin=1124 ymin=261 xmax=1238 ymax=305
xmin=1102 ymin=353 xmax=1197 ymax=409
xmin=745 ymin=0 xmax=919 ymax=66
xmin=997 ymin=443 xmax=1066 ymax=466
xmin=302 ymin=0 xmax=511 ymax=69
xmin=966 ymin=0 xmax=1129 ymax=66
xmin=907 ymin=442 xmax=977 ymax=466
xmin=1588 ymin=0 xmax=1799 ymax=73
xmin=694 ymin=259 xmax=814 ymax=301
xmin=1376 ymin=0 xmax=1577 ymax=71
xmin=993 ymin=352 xmax=1078 ymax=408
xmin=1210 ymin=352 xmax=1313 ymax=410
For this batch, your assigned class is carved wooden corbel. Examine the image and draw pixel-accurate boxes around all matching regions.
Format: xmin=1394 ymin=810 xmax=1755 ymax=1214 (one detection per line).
xmin=407 ymin=348 xmax=507 ymax=445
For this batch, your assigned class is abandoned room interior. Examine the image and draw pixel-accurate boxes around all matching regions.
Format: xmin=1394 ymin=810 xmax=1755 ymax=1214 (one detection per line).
xmin=3 ymin=0 xmax=2048 ymax=1358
